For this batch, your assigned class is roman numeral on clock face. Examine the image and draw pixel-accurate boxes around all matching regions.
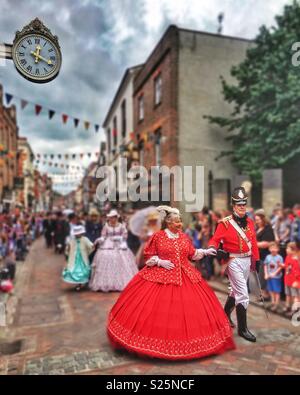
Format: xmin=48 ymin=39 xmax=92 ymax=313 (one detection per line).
xmin=44 ymin=67 xmax=48 ymax=73
xmin=19 ymin=52 xmax=25 ymax=56
xmin=35 ymin=68 xmax=40 ymax=75
xmin=27 ymin=65 xmax=32 ymax=72
xmin=35 ymin=38 xmax=40 ymax=44
xmin=48 ymin=48 xmax=54 ymax=53
xmin=20 ymin=59 xmax=27 ymax=66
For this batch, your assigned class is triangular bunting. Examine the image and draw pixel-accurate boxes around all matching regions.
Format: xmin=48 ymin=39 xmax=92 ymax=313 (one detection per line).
xmin=95 ymin=124 xmax=100 ymax=133
xmin=74 ymin=119 xmax=79 ymax=128
xmin=35 ymin=105 xmax=42 ymax=115
xmin=62 ymin=114 xmax=68 ymax=124
xmin=49 ymin=110 xmax=55 ymax=119
xmin=21 ymin=99 xmax=28 ymax=109
xmin=84 ymin=121 xmax=90 ymax=130
xmin=5 ymin=93 xmax=13 ymax=105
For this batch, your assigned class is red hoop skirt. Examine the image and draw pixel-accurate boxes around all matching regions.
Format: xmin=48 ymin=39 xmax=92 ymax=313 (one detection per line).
xmin=107 ymin=271 xmax=235 ymax=360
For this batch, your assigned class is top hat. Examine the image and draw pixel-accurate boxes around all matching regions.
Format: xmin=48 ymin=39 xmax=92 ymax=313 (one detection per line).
xmin=231 ymin=187 xmax=248 ymax=205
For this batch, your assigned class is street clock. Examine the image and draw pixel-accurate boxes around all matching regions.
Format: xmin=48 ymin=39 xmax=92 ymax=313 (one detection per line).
xmin=11 ymin=18 xmax=62 ymax=83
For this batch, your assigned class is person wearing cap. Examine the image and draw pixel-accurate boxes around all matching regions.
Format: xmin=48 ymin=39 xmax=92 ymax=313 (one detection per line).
xmin=107 ymin=205 xmax=235 ymax=360
xmin=208 ymin=187 xmax=260 ymax=342
xmin=89 ymin=209 xmax=138 ymax=292
xmin=62 ymin=225 xmax=94 ymax=291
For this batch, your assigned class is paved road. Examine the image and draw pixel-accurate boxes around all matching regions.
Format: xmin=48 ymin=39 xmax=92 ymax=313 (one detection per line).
xmin=0 ymin=238 xmax=299 ymax=375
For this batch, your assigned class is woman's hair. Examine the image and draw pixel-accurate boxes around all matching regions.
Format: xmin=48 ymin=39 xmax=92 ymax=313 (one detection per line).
xmin=161 ymin=212 xmax=181 ymax=230
xmin=255 ymin=213 xmax=270 ymax=227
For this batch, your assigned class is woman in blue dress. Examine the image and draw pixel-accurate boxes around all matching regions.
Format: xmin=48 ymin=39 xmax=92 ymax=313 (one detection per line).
xmin=62 ymin=225 xmax=94 ymax=291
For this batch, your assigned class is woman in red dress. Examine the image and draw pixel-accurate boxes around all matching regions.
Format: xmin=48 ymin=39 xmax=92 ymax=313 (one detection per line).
xmin=107 ymin=206 xmax=235 ymax=360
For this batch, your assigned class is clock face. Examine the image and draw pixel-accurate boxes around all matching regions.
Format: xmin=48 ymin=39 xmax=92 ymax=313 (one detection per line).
xmin=12 ymin=33 xmax=62 ymax=83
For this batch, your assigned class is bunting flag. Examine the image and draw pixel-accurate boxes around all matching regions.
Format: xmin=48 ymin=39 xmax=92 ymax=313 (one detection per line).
xmin=21 ymin=99 xmax=28 ymax=110
xmin=32 ymin=151 xmax=100 ymax=160
xmin=2 ymin=90 xmax=101 ymax=133
xmin=62 ymin=114 xmax=68 ymax=124
xmin=35 ymin=105 xmax=42 ymax=115
xmin=5 ymin=93 xmax=13 ymax=105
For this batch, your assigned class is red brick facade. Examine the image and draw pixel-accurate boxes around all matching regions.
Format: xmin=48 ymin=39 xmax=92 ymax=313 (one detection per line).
xmin=0 ymin=84 xmax=19 ymax=202
xmin=133 ymin=26 xmax=179 ymax=171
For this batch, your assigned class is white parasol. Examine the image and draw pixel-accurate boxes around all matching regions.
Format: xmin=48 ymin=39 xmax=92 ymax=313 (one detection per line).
xmin=129 ymin=206 xmax=160 ymax=237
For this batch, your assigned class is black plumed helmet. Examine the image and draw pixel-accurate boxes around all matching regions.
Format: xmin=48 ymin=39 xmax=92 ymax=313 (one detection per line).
xmin=231 ymin=186 xmax=248 ymax=206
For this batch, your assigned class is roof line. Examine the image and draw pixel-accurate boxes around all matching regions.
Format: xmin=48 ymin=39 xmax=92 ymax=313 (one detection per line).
xmin=102 ymin=63 xmax=144 ymax=128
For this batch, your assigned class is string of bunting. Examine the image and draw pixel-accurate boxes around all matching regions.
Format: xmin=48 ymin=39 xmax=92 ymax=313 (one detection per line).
xmin=35 ymin=151 xmax=99 ymax=160
xmin=4 ymin=91 xmax=100 ymax=133
xmin=34 ymin=160 xmax=86 ymax=170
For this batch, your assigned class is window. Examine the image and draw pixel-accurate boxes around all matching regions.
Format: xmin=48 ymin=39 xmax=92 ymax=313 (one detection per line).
xmin=138 ymin=95 xmax=144 ymax=122
xmin=121 ymin=99 xmax=126 ymax=139
xmin=113 ymin=116 xmax=117 ymax=146
xmin=154 ymin=74 xmax=162 ymax=106
xmin=154 ymin=128 xmax=162 ymax=166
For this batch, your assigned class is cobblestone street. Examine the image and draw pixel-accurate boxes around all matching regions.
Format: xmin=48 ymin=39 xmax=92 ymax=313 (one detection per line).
xmin=0 ymin=238 xmax=299 ymax=375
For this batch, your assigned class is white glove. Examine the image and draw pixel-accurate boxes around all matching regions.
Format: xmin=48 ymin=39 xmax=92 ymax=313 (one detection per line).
xmin=145 ymin=256 xmax=175 ymax=270
xmin=204 ymin=248 xmax=217 ymax=257
xmin=158 ymin=259 xmax=175 ymax=270
xmin=192 ymin=248 xmax=217 ymax=261
xmin=96 ymin=237 xmax=105 ymax=245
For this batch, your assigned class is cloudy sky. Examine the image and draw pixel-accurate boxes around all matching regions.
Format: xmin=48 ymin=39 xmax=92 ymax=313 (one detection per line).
xmin=0 ymin=0 xmax=290 ymax=192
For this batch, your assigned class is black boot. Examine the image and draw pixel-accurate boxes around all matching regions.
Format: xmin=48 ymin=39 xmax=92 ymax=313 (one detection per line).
xmin=236 ymin=304 xmax=256 ymax=342
xmin=224 ymin=296 xmax=236 ymax=328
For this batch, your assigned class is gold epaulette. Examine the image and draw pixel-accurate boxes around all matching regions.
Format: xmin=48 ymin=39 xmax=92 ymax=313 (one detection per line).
xmin=218 ymin=215 xmax=232 ymax=229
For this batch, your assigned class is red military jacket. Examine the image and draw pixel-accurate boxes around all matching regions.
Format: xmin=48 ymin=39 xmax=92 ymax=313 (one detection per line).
xmin=209 ymin=215 xmax=260 ymax=261
xmin=139 ymin=230 xmax=202 ymax=286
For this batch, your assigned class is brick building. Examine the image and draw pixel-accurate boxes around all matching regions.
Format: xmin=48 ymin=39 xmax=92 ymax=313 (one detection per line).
xmin=0 ymin=84 xmax=19 ymax=209
xmin=132 ymin=25 xmax=252 ymax=220
xmin=17 ymin=137 xmax=35 ymax=209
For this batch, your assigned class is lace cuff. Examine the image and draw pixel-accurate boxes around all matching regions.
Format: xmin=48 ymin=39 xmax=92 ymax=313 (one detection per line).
xmin=145 ymin=256 xmax=160 ymax=266
xmin=192 ymin=249 xmax=205 ymax=260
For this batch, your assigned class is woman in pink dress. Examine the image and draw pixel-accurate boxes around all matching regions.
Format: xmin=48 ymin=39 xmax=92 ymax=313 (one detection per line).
xmin=89 ymin=210 xmax=138 ymax=292
xmin=107 ymin=206 xmax=235 ymax=360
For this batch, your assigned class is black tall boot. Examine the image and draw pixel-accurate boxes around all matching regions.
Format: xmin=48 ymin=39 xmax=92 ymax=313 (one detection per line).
xmin=236 ymin=304 xmax=256 ymax=342
xmin=224 ymin=296 xmax=236 ymax=328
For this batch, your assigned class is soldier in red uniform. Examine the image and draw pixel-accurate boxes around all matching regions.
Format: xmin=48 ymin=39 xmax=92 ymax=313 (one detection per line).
xmin=209 ymin=187 xmax=260 ymax=342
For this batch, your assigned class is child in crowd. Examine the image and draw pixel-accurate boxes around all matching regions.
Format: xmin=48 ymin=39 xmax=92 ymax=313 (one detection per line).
xmin=264 ymin=241 xmax=283 ymax=311
xmin=282 ymin=242 xmax=299 ymax=314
